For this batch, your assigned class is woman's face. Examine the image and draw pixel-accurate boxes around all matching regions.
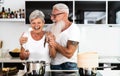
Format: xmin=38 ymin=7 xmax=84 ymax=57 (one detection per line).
xmin=30 ymin=18 xmax=44 ymax=33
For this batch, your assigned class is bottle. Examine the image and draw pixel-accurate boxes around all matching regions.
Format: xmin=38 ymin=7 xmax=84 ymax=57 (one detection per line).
xmin=19 ymin=9 xmax=22 ymax=18
xmin=0 ymin=12 xmax=2 ymax=18
xmin=7 ymin=8 xmax=11 ymax=18
xmin=1 ymin=7 xmax=5 ymax=18
xmin=0 ymin=40 xmax=3 ymax=58
xmin=0 ymin=40 xmax=3 ymax=49
xmin=21 ymin=9 xmax=25 ymax=18
xmin=0 ymin=47 xmax=1 ymax=58
xmin=0 ymin=8 xmax=2 ymax=18
xmin=10 ymin=11 xmax=14 ymax=18
xmin=4 ymin=9 xmax=8 ymax=18
xmin=14 ymin=11 xmax=17 ymax=18
xmin=16 ymin=11 xmax=20 ymax=18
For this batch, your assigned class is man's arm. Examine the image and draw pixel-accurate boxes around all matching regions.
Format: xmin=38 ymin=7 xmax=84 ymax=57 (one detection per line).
xmin=49 ymin=45 xmax=56 ymax=58
xmin=46 ymin=32 xmax=79 ymax=59
xmin=45 ymin=32 xmax=57 ymax=58
xmin=54 ymin=40 xmax=79 ymax=58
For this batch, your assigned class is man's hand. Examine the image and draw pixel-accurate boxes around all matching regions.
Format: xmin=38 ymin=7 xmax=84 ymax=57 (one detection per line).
xmin=45 ymin=32 xmax=56 ymax=47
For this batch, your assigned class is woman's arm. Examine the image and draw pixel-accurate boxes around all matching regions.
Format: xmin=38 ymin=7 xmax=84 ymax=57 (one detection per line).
xmin=19 ymin=45 xmax=30 ymax=60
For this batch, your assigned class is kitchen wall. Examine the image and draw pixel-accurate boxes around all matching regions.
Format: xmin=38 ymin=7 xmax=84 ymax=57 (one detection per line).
xmin=0 ymin=0 xmax=29 ymax=50
xmin=0 ymin=22 xmax=29 ymax=50
xmin=0 ymin=0 xmax=120 ymax=56
xmin=79 ymin=25 xmax=120 ymax=56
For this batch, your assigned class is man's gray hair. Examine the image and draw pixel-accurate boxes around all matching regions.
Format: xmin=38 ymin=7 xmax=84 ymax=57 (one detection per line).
xmin=53 ymin=3 xmax=69 ymax=14
xmin=29 ymin=10 xmax=45 ymax=23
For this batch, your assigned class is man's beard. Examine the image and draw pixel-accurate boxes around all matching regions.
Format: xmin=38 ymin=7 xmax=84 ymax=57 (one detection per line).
xmin=50 ymin=20 xmax=65 ymax=39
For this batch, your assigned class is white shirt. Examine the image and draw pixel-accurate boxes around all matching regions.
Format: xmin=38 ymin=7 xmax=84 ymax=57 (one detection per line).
xmin=22 ymin=31 xmax=51 ymax=70
xmin=47 ymin=23 xmax=80 ymax=65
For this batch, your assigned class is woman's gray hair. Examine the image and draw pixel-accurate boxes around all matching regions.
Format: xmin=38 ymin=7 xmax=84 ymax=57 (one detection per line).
xmin=29 ymin=10 xmax=45 ymax=23
xmin=53 ymin=3 xmax=69 ymax=14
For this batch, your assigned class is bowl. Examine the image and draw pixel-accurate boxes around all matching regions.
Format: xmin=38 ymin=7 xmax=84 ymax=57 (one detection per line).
xmin=9 ymin=51 xmax=20 ymax=57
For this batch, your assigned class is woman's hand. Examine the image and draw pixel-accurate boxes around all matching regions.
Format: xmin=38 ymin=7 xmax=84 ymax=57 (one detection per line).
xmin=20 ymin=50 xmax=30 ymax=60
xmin=19 ymin=33 xmax=28 ymax=45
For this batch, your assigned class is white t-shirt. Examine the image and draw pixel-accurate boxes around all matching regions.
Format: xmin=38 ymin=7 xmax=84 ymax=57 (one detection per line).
xmin=47 ymin=23 xmax=80 ymax=65
xmin=22 ymin=31 xmax=51 ymax=70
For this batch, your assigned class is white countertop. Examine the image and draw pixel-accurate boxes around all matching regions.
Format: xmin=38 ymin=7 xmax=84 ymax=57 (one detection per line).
xmin=1 ymin=56 xmax=120 ymax=76
xmin=1 ymin=56 xmax=120 ymax=63
xmin=99 ymin=56 xmax=120 ymax=63
xmin=0 ymin=58 xmax=25 ymax=63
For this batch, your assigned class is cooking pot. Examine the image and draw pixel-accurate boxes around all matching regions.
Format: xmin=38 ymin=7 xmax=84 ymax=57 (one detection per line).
xmin=79 ymin=68 xmax=97 ymax=76
xmin=25 ymin=61 xmax=46 ymax=76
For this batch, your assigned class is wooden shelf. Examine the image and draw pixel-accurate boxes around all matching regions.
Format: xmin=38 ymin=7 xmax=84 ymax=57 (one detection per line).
xmin=0 ymin=19 xmax=25 ymax=22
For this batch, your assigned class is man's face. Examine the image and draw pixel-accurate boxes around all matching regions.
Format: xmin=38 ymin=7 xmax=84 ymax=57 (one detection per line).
xmin=50 ymin=9 xmax=65 ymax=23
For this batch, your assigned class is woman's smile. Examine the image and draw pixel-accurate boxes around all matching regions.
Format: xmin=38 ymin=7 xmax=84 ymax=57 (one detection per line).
xmin=34 ymin=26 xmax=40 ymax=30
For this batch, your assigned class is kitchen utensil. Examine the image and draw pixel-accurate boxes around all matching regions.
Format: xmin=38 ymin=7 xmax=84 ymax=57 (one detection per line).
xmin=9 ymin=51 xmax=20 ymax=57
xmin=25 ymin=61 xmax=46 ymax=76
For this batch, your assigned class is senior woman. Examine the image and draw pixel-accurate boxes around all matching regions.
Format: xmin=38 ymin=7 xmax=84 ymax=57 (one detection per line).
xmin=19 ymin=10 xmax=51 ymax=73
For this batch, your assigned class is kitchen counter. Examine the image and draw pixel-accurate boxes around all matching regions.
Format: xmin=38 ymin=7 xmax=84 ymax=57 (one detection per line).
xmin=1 ymin=56 xmax=120 ymax=63
xmin=1 ymin=69 xmax=120 ymax=76
xmin=0 ymin=58 xmax=25 ymax=63
xmin=99 ymin=56 xmax=120 ymax=63
xmin=0 ymin=56 xmax=120 ymax=76
xmin=1 ymin=52 xmax=120 ymax=63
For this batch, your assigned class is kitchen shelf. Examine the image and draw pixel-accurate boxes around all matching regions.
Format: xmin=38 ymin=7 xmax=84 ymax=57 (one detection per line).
xmin=0 ymin=19 xmax=25 ymax=22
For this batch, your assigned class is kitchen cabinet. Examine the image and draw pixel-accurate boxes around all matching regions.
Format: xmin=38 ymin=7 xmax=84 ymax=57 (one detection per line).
xmin=75 ymin=1 xmax=106 ymax=24
xmin=108 ymin=1 xmax=120 ymax=24
xmin=0 ymin=57 xmax=25 ymax=69
xmin=75 ymin=1 xmax=120 ymax=24
xmin=25 ymin=1 xmax=73 ymax=24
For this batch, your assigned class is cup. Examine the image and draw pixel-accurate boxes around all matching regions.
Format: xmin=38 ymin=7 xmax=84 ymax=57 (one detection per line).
xmin=1 ymin=49 xmax=9 ymax=58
